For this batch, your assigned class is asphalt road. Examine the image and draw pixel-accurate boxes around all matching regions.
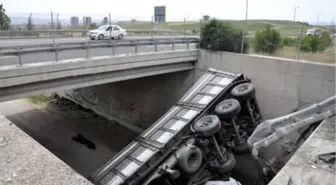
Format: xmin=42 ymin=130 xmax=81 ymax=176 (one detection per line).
xmin=0 ymin=99 xmax=138 ymax=177
xmin=0 ymin=43 xmax=197 ymax=66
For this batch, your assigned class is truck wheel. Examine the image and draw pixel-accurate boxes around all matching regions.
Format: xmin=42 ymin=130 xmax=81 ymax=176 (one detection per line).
xmin=231 ymin=83 xmax=255 ymax=101
xmin=232 ymin=140 xmax=250 ymax=154
xmin=215 ymin=99 xmax=241 ymax=120
xmin=209 ymin=152 xmax=236 ymax=173
xmin=178 ymin=145 xmax=203 ymax=174
xmin=192 ymin=115 xmax=221 ymax=137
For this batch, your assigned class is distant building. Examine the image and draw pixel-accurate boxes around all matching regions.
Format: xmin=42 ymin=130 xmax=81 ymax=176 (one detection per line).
xmin=102 ymin=17 xmax=108 ymax=25
xmin=154 ymin=6 xmax=166 ymax=22
xmin=83 ymin=16 xmax=92 ymax=26
xmin=70 ymin=16 xmax=79 ymax=27
xmin=203 ymin=15 xmax=210 ymax=21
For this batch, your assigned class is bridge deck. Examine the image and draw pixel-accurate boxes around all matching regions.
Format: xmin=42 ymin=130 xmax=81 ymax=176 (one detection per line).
xmin=0 ymin=115 xmax=92 ymax=185
xmin=268 ymin=117 xmax=335 ymax=185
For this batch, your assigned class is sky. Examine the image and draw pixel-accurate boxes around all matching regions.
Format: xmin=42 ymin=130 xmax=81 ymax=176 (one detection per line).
xmin=1 ymin=0 xmax=336 ymax=23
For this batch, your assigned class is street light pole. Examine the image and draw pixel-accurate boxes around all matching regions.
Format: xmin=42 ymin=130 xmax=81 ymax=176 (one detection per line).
xmin=316 ymin=13 xmax=323 ymax=26
xmin=240 ymin=0 xmax=248 ymax=54
xmin=294 ymin=6 xmax=300 ymax=22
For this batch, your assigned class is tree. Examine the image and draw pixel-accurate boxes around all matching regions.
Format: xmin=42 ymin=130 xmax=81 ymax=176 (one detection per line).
xmin=0 ymin=4 xmax=11 ymax=30
xmin=200 ymin=19 xmax=249 ymax=53
xmin=300 ymin=32 xmax=332 ymax=53
xmin=89 ymin=23 xmax=97 ymax=30
xmin=253 ymin=25 xmax=282 ymax=54
xmin=27 ymin=13 xmax=33 ymax=31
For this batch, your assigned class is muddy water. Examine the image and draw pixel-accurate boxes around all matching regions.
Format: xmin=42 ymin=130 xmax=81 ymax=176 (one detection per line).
xmin=0 ymin=98 xmax=138 ymax=178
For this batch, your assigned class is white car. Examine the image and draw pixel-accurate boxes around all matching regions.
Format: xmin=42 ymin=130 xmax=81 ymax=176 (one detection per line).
xmin=88 ymin=25 xmax=127 ymax=40
xmin=306 ymin=29 xmax=317 ymax=36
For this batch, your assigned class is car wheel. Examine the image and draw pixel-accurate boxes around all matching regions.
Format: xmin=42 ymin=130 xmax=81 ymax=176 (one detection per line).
xmin=118 ymin=34 xmax=124 ymax=39
xmin=178 ymin=145 xmax=203 ymax=174
xmin=215 ymin=99 xmax=241 ymax=120
xmin=192 ymin=115 xmax=221 ymax=137
xmin=231 ymin=83 xmax=255 ymax=101
xmin=98 ymin=34 xmax=104 ymax=40
xmin=90 ymin=38 xmax=95 ymax=40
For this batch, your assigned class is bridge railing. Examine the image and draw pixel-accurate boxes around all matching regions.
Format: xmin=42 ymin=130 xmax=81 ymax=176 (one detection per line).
xmin=0 ymin=30 xmax=191 ymax=39
xmin=0 ymin=38 xmax=200 ymax=66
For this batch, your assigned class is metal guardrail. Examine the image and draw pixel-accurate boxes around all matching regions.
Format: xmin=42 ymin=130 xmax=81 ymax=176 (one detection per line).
xmin=0 ymin=38 xmax=199 ymax=66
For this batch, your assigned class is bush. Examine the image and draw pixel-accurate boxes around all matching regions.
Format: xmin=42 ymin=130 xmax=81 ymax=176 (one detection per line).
xmin=282 ymin=37 xmax=298 ymax=47
xmin=300 ymin=32 xmax=332 ymax=53
xmin=200 ymin=19 xmax=249 ymax=53
xmin=192 ymin=29 xmax=197 ymax=34
xmin=89 ymin=23 xmax=97 ymax=30
xmin=253 ymin=26 xmax=282 ymax=54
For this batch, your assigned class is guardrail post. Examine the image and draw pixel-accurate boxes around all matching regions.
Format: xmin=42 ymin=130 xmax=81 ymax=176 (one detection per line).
xmin=172 ymin=40 xmax=175 ymax=51
xmin=113 ymin=40 xmax=116 ymax=56
xmin=18 ymin=48 xmax=22 ymax=66
xmin=187 ymin=40 xmax=190 ymax=50
xmin=86 ymin=42 xmax=90 ymax=58
xmin=55 ymin=45 xmax=59 ymax=61
xmin=154 ymin=41 xmax=158 ymax=52
xmin=135 ymin=41 xmax=138 ymax=54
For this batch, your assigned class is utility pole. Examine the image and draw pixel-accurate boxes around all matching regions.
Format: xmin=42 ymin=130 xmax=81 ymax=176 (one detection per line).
xmin=184 ymin=17 xmax=186 ymax=38
xmin=109 ymin=13 xmax=111 ymax=40
xmin=316 ymin=13 xmax=323 ymax=26
xmin=57 ymin=13 xmax=60 ymax=30
xmin=294 ymin=6 xmax=300 ymax=22
xmin=240 ymin=0 xmax=248 ymax=54
xmin=151 ymin=16 xmax=154 ymax=39
xmin=51 ymin=11 xmax=55 ymax=44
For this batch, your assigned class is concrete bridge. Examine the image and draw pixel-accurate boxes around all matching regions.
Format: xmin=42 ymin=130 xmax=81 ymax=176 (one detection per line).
xmin=0 ymin=41 xmax=335 ymax=185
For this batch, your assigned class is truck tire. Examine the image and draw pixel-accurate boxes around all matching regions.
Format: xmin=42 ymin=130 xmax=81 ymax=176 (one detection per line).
xmin=231 ymin=83 xmax=255 ymax=101
xmin=215 ymin=99 xmax=241 ymax=120
xmin=209 ymin=151 xmax=236 ymax=174
xmin=178 ymin=145 xmax=203 ymax=174
xmin=193 ymin=115 xmax=221 ymax=137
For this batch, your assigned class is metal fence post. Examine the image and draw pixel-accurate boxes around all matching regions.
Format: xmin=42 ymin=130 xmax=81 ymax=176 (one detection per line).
xmin=55 ymin=45 xmax=59 ymax=61
xmin=112 ymin=40 xmax=116 ymax=56
xmin=172 ymin=40 xmax=175 ymax=51
xmin=187 ymin=40 xmax=190 ymax=50
xmin=154 ymin=41 xmax=158 ymax=52
xmin=135 ymin=41 xmax=138 ymax=54
xmin=18 ymin=48 xmax=22 ymax=66
xmin=86 ymin=42 xmax=90 ymax=58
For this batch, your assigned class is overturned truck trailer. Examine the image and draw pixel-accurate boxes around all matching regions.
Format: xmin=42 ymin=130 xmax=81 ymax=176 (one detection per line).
xmin=89 ymin=68 xmax=262 ymax=185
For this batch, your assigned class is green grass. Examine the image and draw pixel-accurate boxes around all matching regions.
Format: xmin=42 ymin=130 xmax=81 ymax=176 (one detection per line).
xmin=26 ymin=95 xmax=50 ymax=105
xmin=117 ymin=20 xmax=326 ymax=35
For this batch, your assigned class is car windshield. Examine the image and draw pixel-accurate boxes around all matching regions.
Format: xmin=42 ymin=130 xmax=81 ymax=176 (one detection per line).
xmin=97 ymin=25 xmax=108 ymax=30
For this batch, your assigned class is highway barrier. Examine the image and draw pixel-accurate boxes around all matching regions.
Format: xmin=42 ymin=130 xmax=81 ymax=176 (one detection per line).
xmin=0 ymin=38 xmax=200 ymax=66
